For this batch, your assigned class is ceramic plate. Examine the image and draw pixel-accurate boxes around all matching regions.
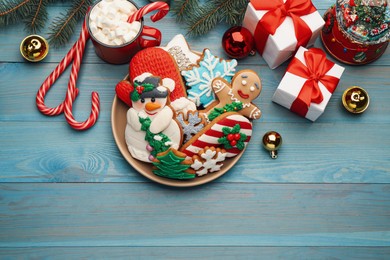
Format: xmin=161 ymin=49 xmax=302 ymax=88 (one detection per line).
xmin=111 ymin=95 xmax=244 ymax=187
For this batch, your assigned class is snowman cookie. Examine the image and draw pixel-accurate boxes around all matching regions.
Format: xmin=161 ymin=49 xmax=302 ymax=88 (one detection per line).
xmin=125 ymin=73 xmax=183 ymax=163
xmin=208 ymin=70 xmax=262 ymax=120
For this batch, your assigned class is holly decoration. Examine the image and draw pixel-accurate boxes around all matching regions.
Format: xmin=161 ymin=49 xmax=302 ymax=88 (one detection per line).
xmin=208 ymin=101 xmax=243 ymax=121
xmin=139 ymin=117 xmax=171 ymax=158
xmin=131 ymin=82 xmax=155 ymax=102
xmin=152 ymin=149 xmax=196 ymax=180
xmin=222 ymin=26 xmax=255 ymax=59
xmin=218 ymin=124 xmax=247 ymax=150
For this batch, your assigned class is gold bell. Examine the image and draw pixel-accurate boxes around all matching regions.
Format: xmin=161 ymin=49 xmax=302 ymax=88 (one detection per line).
xmin=262 ymin=131 xmax=282 ymax=159
xmin=20 ymin=35 xmax=49 ymax=62
xmin=342 ymin=86 xmax=370 ymax=114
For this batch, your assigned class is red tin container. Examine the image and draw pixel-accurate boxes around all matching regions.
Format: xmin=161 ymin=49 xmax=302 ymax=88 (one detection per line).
xmin=86 ymin=0 xmax=162 ymax=64
xmin=321 ymin=1 xmax=389 ymax=65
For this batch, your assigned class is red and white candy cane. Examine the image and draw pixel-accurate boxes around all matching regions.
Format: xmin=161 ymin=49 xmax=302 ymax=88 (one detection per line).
xmin=127 ymin=1 xmax=169 ymax=23
xmin=36 ymin=11 xmax=100 ymax=131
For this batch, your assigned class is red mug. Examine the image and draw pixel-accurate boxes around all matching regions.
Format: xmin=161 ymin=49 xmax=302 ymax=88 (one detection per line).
xmin=86 ymin=0 xmax=162 ymax=64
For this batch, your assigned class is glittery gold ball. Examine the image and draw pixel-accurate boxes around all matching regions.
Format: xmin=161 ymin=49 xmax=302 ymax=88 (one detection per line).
xmin=20 ymin=35 xmax=49 ymax=62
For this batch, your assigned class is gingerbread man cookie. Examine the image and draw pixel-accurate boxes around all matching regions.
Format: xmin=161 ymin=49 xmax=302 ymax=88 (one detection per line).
xmin=208 ymin=70 xmax=262 ymax=120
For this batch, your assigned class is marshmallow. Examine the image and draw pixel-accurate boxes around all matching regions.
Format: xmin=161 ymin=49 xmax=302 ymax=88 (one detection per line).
xmin=89 ymin=0 xmax=140 ymax=46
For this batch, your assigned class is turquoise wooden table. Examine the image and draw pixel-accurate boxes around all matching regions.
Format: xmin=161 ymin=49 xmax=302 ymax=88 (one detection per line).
xmin=1 ymin=0 xmax=390 ymax=258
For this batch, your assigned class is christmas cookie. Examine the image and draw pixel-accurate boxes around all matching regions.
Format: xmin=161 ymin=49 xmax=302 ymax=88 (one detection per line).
xmin=115 ymin=79 xmax=133 ymax=107
xmin=176 ymin=110 xmax=207 ymax=143
xmin=129 ymin=47 xmax=187 ymax=102
xmin=152 ymin=148 xmax=196 ymax=180
xmin=182 ymin=49 xmax=238 ymax=108
xmin=191 ymin=147 xmax=227 ymax=176
xmin=160 ymin=34 xmax=201 ymax=71
xmin=207 ymin=70 xmax=262 ymax=120
xmin=180 ymin=112 xmax=252 ymax=158
xmin=125 ymin=73 xmax=183 ymax=163
xmin=170 ymin=97 xmax=197 ymax=119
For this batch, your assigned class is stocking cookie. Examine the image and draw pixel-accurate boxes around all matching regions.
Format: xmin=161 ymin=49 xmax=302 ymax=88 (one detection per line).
xmin=208 ymin=70 xmax=262 ymax=120
xmin=125 ymin=73 xmax=183 ymax=163
xmin=180 ymin=112 xmax=252 ymax=158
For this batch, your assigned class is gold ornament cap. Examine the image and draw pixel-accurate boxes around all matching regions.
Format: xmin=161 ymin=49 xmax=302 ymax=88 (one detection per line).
xmin=20 ymin=35 xmax=49 ymax=62
xmin=262 ymin=131 xmax=282 ymax=159
xmin=342 ymin=86 xmax=370 ymax=114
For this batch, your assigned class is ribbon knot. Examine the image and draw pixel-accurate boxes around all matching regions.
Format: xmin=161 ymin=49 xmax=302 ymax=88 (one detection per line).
xmin=251 ymin=0 xmax=316 ymax=55
xmin=287 ymin=48 xmax=341 ymax=117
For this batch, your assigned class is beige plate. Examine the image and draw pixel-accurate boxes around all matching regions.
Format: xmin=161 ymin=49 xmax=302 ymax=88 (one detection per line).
xmin=111 ymin=95 xmax=244 ymax=187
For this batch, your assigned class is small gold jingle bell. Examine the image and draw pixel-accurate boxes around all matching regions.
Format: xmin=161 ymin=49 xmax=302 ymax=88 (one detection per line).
xmin=20 ymin=35 xmax=49 ymax=62
xmin=262 ymin=131 xmax=282 ymax=159
xmin=342 ymin=86 xmax=370 ymax=114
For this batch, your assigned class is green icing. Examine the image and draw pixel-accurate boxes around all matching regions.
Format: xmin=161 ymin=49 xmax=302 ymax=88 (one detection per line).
xmin=208 ymin=101 xmax=243 ymax=121
xmin=139 ymin=117 xmax=171 ymax=157
xmin=218 ymin=124 xmax=247 ymax=150
xmin=152 ymin=150 xmax=195 ymax=180
xmin=131 ymin=82 xmax=155 ymax=102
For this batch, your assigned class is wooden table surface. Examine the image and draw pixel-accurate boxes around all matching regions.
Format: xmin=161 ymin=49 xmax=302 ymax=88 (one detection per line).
xmin=1 ymin=0 xmax=390 ymax=258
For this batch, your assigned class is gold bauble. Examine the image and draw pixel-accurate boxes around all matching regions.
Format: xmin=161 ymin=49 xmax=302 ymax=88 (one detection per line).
xmin=20 ymin=35 xmax=49 ymax=62
xmin=342 ymin=86 xmax=369 ymax=114
xmin=262 ymin=131 xmax=282 ymax=159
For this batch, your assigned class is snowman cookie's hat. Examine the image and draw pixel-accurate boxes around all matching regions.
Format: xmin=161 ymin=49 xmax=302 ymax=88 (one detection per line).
xmin=131 ymin=73 xmax=169 ymax=102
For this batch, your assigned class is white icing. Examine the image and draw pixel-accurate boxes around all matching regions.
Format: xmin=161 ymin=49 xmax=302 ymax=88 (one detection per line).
xmin=190 ymin=149 xmax=227 ymax=176
xmin=125 ymin=78 xmax=182 ymax=162
xmin=159 ymin=34 xmax=201 ymax=71
xmin=170 ymin=97 xmax=197 ymax=119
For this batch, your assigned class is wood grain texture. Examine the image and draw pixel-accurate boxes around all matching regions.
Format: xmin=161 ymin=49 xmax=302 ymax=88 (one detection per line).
xmin=1 ymin=183 xmax=390 ymax=247
xmin=1 ymin=247 xmax=390 ymax=260
xmin=0 ymin=0 xmax=389 ymax=258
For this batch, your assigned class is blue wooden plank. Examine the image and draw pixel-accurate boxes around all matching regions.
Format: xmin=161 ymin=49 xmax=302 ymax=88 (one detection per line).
xmin=0 ymin=183 xmax=389 ymax=247
xmin=1 ymin=121 xmax=389 ymax=183
xmin=1 ymin=62 xmax=389 ymax=124
xmin=1 ymin=247 xmax=390 ymax=259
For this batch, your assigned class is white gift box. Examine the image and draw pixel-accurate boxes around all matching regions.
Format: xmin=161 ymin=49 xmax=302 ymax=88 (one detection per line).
xmin=272 ymin=47 xmax=345 ymax=121
xmin=242 ymin=0 xmax=325 ymax=69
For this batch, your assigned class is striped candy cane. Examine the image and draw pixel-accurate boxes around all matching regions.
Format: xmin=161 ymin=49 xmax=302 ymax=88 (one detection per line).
xmin=36 ymin=41 xmax=79 ymax=116
xmin=64 ymin=19 xmax=100 ymax=130
xmin=36 ymin=10 xmax=100 ymax=131
xmin=127 ymin=2 xmax=169 ymax=23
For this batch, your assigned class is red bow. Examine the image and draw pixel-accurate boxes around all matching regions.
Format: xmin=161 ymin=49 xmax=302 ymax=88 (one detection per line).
xmin=252 ymin=0 xmax=316 ymax=55
xmin=287 ymin=48 xmax=340 ymax=117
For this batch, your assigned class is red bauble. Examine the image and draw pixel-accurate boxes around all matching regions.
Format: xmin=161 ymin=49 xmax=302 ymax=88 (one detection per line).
xmin=222 ymin=26 xmax=255 ymax=59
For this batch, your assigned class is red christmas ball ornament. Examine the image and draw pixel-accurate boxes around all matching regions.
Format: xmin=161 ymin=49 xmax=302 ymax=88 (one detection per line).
xmin=222 ymin=26 xmax=255 ymax=59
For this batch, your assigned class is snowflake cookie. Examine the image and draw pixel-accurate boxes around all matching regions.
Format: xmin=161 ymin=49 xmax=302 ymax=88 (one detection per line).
xmin=191 ymin=147 xmax=227 ymax=176
xmin=176 ymin=110 xmax=207 ymax=144
xmin=181 ymin=49 xmax=238 ymax=108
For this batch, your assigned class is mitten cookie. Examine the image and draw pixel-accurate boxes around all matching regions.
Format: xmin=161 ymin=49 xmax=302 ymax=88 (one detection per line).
xmin=129 ymin=47 xmax=187 ymax=102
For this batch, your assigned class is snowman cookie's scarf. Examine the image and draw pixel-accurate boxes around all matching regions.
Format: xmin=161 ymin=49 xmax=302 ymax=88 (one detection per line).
xmin=139 ymin=116 xmax=172 ymax=157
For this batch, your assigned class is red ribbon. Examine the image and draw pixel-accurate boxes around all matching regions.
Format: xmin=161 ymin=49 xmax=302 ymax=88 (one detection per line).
xmin=251 ymin=0 xmax=316 ymax=55
xmin=286 ymin=48 xmax=340 ymax=117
